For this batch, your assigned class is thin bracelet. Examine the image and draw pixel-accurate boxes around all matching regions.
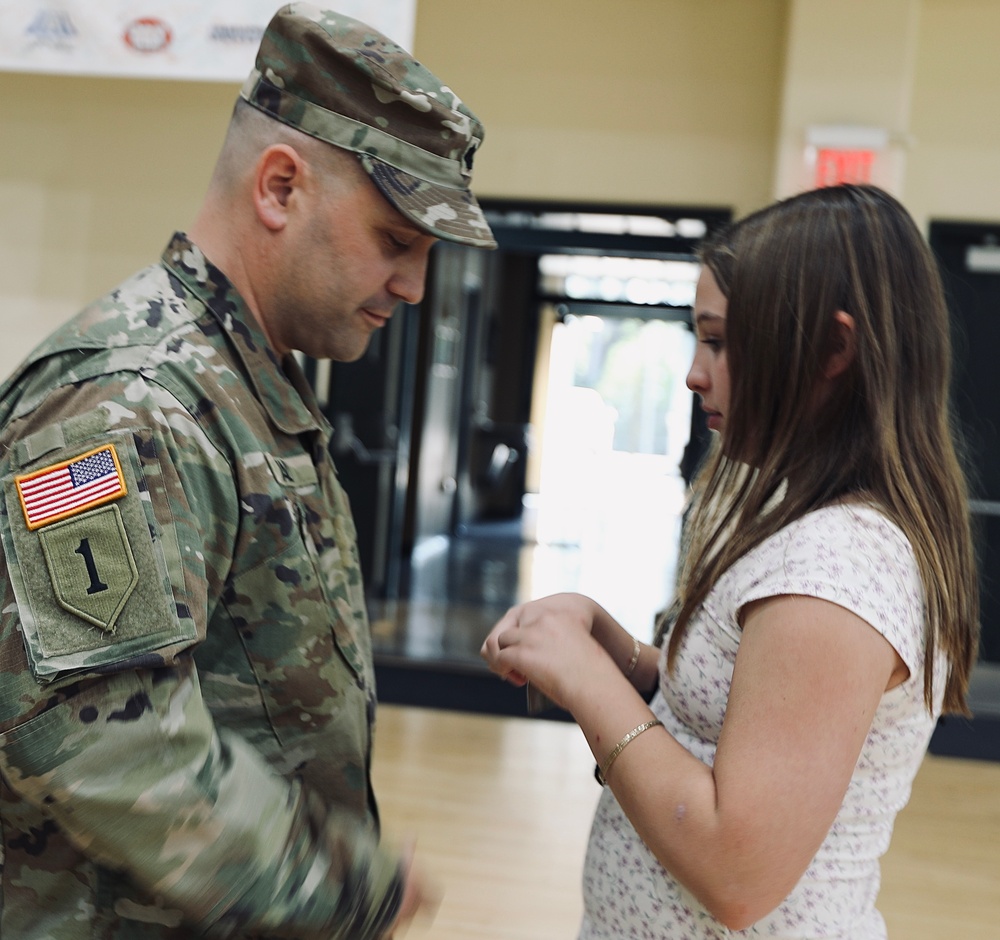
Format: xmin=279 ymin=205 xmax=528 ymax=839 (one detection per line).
xmin=623 ymin=635 xmax=641 ymax=679
xmin=596 ymin=718 xmax=663 ymax=786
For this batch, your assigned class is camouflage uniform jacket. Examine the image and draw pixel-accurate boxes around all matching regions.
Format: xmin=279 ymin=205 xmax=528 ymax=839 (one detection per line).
xmin=0 ymin=234 xmax=402 ymax=938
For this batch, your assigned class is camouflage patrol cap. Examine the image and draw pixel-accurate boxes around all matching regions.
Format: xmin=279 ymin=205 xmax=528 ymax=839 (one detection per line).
xmin=241 ymin=2 xmax=496 ymax=249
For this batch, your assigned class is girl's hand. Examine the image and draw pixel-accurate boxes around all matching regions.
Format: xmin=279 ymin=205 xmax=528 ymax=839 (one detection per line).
xmin=480 ymin=593 xmax=612 ymax=712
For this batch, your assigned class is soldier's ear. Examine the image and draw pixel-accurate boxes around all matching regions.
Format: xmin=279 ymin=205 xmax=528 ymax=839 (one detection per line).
xmin=253 ymin=144 xmax=302 ymax=231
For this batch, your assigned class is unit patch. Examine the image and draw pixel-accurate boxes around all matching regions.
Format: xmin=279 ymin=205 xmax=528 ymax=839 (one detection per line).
xmin=38 ymin=504 xmax=139 ymax=632
xmin=15 ymin=444 xmax=127 ymax=530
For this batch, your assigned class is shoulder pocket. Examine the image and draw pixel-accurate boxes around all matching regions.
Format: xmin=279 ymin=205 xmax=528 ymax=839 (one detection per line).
xmin=1 ymin=431 xmax=197 ymax=680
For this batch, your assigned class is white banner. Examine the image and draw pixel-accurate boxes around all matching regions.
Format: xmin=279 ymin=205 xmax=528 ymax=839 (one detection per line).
xmin=0 ymin=2 xmax=417 ymax=82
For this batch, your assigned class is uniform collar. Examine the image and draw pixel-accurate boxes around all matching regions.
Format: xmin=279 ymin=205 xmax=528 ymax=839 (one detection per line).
xmin=162 ymin=233 xmax=325 ymax=437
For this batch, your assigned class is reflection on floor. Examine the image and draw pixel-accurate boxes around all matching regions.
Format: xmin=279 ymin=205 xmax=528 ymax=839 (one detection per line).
xmin=371 ymin=458 xmax=687 ymax=717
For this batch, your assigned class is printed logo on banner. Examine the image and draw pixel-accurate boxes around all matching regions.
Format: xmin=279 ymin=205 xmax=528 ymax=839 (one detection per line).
xmin=208 ymin=23 xmax=265 ymax=47
xmin=123 ymin=17 xmax=173 ymax=54
xmin=25 ymin=9 xmax=78 ymax=51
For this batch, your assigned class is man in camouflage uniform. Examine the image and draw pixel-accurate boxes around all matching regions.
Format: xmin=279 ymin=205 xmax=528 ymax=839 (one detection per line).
xmin=0 ymin=4 xmax=495 ymax=937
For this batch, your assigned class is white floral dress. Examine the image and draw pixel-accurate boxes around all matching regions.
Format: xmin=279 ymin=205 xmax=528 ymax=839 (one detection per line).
xmin=580 ymin=504 xmax=945 ymax=939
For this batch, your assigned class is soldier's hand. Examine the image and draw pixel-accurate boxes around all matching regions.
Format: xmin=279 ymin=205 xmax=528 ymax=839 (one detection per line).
xmin=383 ymin=841 xmax=440 ymax=937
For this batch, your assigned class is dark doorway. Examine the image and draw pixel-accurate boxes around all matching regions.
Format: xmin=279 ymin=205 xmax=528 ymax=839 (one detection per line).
xmin=927 ymin=220 xmax=1000 ymax=760
xmin=929 ymin=220 xmax=1000 ymax=666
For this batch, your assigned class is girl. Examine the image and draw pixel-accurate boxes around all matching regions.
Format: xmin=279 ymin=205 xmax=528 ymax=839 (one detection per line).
xmin=481 ymin=184 xmax=979 ymax=938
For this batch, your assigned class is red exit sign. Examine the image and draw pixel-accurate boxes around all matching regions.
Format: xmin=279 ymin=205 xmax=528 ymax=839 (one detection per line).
xmin=815 ymin=148 xmax=876 ymax=187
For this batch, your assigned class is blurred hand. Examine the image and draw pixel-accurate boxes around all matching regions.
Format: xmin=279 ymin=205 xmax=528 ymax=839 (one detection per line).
xmin=382 ymin=842 xmax=440 ymax=938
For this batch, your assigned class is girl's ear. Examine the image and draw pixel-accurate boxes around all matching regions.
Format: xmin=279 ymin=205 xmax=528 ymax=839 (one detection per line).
xmin=823 ymin=310 xmax=857 ymax=379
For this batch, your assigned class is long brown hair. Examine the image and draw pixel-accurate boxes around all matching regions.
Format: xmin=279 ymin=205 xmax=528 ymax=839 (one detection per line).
xmin=664 ymin=184 xmax=979 ymax=715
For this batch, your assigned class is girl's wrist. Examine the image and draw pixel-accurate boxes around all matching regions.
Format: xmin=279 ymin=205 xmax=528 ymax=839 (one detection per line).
xmin=630 ymin=644 xmax=660 ymax=698
xmin=622 ymin=634 xmax=642 ymax=678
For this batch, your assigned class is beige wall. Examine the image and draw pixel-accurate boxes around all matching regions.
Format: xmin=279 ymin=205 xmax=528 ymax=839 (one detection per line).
xmin=907 ymin=0 xmax=1000 ymax=228
xmin=1 ymin=0 xmax=1000 ymax=379
xmin=412 ymin=0 xmax=787 ymax=213
xmin=0 ymin=74 xmax=235 ymax=376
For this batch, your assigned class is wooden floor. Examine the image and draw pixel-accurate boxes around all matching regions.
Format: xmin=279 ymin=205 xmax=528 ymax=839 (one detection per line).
xmin=371 ymin=704 xmax=1000 ymax=939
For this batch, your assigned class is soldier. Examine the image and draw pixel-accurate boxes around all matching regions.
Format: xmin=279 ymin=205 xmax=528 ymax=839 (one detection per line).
xmin=0 ymin=3 xmax=495 ymax=937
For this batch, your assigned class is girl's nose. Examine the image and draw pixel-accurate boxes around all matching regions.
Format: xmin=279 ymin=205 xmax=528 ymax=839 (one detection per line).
xmin=686 ymin=358 xmax=706 ymax=394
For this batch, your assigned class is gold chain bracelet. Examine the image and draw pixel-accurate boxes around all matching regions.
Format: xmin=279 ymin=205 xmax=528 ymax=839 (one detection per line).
xmin=596 ymin=718 xmax=663 ymax=786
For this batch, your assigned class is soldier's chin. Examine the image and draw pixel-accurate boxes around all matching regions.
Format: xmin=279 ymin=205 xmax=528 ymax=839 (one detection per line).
xmin=302 ymin=336 xmax=372 ymax=364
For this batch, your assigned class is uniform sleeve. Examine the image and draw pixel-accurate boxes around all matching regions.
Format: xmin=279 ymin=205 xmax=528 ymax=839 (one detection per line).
xmin=0 ymin=374 xmax=402 ymax=938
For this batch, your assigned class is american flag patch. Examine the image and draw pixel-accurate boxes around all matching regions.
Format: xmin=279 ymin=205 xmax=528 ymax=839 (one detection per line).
xmin=16 ymin=444 xmax=128 ymax=531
